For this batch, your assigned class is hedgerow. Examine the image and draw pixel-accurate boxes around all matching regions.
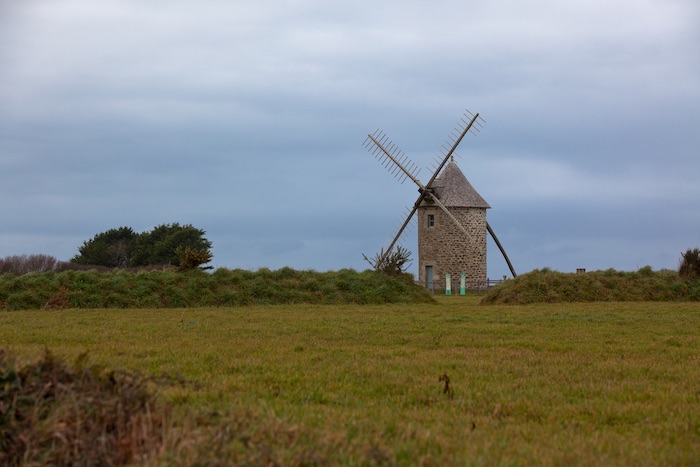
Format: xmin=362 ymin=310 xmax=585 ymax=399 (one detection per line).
xmin=480 ymin=267 xmax=700 ymax=304
xmin=0 ymin=268 xmax=432 ymax=310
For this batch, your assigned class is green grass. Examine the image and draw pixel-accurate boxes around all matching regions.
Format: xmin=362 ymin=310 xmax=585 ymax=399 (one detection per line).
xmin=481 ymin=267 xmax=700 ymax=304
xmin=0 ymin=268 xmax=432 ymax=310
xmin=2 ymin=297 xmax=699 ymax=464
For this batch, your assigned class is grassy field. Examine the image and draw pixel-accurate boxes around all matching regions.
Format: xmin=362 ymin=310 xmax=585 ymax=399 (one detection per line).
xmin=2 ymin=296 xmax=699 ymax=465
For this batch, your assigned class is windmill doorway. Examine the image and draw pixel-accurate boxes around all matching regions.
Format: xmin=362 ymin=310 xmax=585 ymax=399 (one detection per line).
xmin=425 ymin=266 xmax=434 ymax=292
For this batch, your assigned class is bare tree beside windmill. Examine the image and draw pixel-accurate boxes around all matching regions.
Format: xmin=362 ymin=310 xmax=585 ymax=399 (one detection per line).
xmin=362 ymin=109 xmax=516 ymax=292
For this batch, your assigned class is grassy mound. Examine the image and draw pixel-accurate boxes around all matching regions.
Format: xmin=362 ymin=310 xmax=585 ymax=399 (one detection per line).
xmin=0 ymin=267 xmax=433 ymax=310
xmin=480 ymin=267 xmax=700 ymax=304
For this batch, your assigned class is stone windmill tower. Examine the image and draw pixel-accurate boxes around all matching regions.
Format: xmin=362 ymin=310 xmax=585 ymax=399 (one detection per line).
xmin=363 ymin=109 xmax=516 ymax=292
xmin=417 ymin=158 xmax=491 ymax=290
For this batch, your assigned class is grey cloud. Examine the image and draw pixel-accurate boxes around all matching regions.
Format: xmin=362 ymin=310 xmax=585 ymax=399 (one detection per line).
xmin=1 ymin=0 xmax=698 ymax=276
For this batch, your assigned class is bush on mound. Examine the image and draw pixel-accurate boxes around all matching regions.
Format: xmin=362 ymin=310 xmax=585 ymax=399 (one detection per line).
xmin=0 ymin=268 xmax=433 ymax=310
xmin=679 ymin=248 xmax=700 ymax=279
xmin=480 ymin=267 xmax=700 ymax=305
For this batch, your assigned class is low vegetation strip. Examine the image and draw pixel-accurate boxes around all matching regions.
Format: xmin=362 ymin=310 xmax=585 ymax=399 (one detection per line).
xmin=481 ymin=267 xmax=700 ymax=304
xmin=0 ymin=267 xmax=433 ymax=310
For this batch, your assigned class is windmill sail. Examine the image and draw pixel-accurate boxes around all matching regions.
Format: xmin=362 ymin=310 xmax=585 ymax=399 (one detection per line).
xmin=363 ymin=131 xmax=421 ymax=185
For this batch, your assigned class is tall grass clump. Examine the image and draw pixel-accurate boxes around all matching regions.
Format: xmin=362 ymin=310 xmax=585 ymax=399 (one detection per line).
xmin=481 ymin=267 xmax=700 ymax=304
xmin=0 ymin=268 xmax=432 ymax=310
xmin=0 ymin=349 xmax=166 ymax=465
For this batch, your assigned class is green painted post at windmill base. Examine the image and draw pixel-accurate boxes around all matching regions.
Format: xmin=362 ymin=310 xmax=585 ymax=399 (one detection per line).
xmin=445 ymin=273 xmax=451 ymax=295
xmin=460 ymin=273 xmax=466 ymax=295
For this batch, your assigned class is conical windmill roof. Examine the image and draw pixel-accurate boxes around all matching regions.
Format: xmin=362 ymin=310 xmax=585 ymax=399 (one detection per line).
xmin=431 ymin=160 xmax=490 ymax=208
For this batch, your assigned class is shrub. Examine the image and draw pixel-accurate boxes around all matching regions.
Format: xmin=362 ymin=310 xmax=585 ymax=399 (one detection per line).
xmin=176 ymin=246 xmax=213 ymax=271
xmin=130 ymin=223 xmax=212 ymax=268
xmin=70 ymin=223 xmax=213 ymax=269
xmin=0 ymin=254 xmax=67 ymax=275
xmin=363 ymin=245 xmax=413 ymax=276
xmin=679 ymin=248 xmax=700 ymax=279
xmin=70 ymin=226 xmax=138 ymax=268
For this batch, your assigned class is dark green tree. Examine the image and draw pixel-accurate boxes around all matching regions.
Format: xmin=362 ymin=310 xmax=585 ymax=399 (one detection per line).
xmin=70 ymin=227 xmax=137 ymax=268
xmin=130 ymin=223 xmax=213 ymax=268
xmin=71 ymin=224 xmax=213 ymax=269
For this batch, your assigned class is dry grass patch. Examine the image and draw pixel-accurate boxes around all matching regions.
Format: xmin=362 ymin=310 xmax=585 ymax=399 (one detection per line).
xmin=0 ymin=349 xmax=167 ymax=465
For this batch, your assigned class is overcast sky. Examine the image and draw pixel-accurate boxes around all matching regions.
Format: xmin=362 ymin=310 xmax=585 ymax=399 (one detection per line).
xmin=1 ymin=0 xmax=698 ymax=278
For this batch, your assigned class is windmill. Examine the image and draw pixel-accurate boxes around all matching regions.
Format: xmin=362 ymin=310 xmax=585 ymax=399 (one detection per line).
xmin=362 ymin=109 xmax=516 ymax=291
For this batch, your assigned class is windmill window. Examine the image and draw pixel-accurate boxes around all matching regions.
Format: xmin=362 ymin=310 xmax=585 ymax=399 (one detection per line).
xmin=427 ymin=214 xmax=435 ymax=228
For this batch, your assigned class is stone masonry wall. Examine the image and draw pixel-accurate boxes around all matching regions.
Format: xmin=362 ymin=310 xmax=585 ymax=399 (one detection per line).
xmin=417 ymin=206 xmax=487 ymax=291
